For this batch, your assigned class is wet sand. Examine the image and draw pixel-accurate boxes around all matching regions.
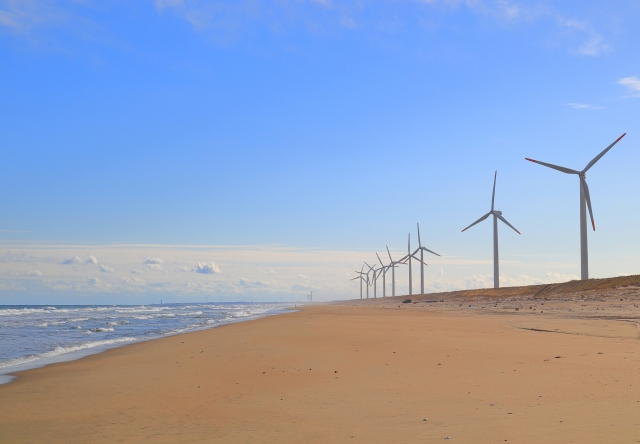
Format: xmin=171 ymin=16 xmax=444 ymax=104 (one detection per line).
xmin=1 ymin=298 xmax=640 ymax=443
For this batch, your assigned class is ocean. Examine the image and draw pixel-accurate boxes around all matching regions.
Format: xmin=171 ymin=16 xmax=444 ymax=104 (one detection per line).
xmin=0 ymin=302 xmax=292 ymax=384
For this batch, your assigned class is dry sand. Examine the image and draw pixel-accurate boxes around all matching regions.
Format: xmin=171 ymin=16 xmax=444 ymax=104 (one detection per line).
xmin=2 ymin=287 xmax=640 ymax=443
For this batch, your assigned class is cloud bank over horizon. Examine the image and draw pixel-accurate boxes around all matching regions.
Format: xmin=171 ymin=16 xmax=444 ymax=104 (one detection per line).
xmin=0 ymin=241 xmax=623 ymax=304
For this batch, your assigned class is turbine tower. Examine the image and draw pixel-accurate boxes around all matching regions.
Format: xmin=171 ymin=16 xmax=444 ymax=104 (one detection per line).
xmin=526 ymin=133 xmax=626 ymax=280
xmin=462 ymin=171 xmax=520 ymax=289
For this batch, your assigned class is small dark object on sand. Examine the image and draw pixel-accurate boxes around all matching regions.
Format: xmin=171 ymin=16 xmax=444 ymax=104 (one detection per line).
xmin=402 ymin=299 xmax=412 ymax=304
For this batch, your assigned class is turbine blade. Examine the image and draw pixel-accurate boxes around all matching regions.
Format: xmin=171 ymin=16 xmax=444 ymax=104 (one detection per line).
xmin=411 ymin=254 xmax=428 ymax=267
xmin=497 ymin=214 xmax=521 ymax=234
xmin=525 ymin=158 xmax=579 ymax=175
xmin=376 ymin=252 xmax=384 ymax=267
xmin=583 ymin=133 xmax=626 ymax=173
xmin=422 ymin=247 xmax=441 ymax=257
xmin=386 ymin=245 xmax=393 ymax=262
xmin=461 ymin=212 xmax=491 ymax=232
xmin=407 ymin=233 xmax=410 ymax=253
xmin=417 ymin=223 xmax=422 ymax=247
xmin=491 ymin=171 xmax=497 ymax=211
xmin=364 ymin=262 xmax=374 ymax=271
xmin=581 ymin=177 xmax=596 ymax=230
xmin=350 ymin=276 xmax=359 ymax=281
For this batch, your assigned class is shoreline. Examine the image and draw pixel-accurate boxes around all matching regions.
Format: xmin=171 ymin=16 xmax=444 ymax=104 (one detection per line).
xmin=0 ymin=303 xmax=296 ymax=386
xmin=2 ymin=301 xmax=640 ymax=443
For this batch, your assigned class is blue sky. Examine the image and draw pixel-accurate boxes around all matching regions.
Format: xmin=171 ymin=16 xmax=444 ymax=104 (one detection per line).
xmin=1 ymin=0 xmax=639 ymax=303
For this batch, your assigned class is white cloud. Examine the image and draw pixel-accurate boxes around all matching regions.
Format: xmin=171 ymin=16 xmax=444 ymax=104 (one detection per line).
xmin=146 ymin=263 xmax=163 ymax=271
xmin=618 ymin=76 xmax=640 ymax=98
xmin=567 ymin=103 xmax=603 ymax=110
xmin=144 ymin=257 xmax=164 ymax=264
xmin=577 ymin=35 xmax=608 ymax=57
xmin=130 ymin=269 xmax=144 ymax=274
xmin=196 ymin=262 xmax=220 ymax=274
xmin=86 ymin=255 xmax=98 ymax=264
xmin=177 ymin=266 xmax=190 ymax=272
xmin=239 ymin=278 xmax=277 ymax=288
xmin=100 ymin=264 xmax=114 ymax=273
xmin=25 ymin=269 xmax=43 ymax=276
xmin=62 ymin=256 xmax=83 ymax=265
xmin=88 ymin=277 xmax=100 ymax=285
xmin=122 ymin=277 xmax=146 ymax=285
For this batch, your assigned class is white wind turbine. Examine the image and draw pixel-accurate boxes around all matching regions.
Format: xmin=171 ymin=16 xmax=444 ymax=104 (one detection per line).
xmin=350 ymin=264 xmax=367 ymax=299
xmin=526 ymin=133 xmax=626 ymax=280
xmin=462 ymin=171 xmax=520 ymax=289
xmin=412 ymin=223 xmax=440 ymax=295
xmin=398 ymin=233 xmax=428 ymax=296
xmin=366 ymin=261 xmax=384 ymax=299
xmin=385 ymin=245 xmax=402 ymax=297
xmin=376 ymin=252 xmax=397 ymax=298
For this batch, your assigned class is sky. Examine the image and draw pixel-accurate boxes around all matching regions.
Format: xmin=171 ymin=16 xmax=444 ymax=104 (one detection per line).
xmin=1 ymin=0 xmax=639 ymax=304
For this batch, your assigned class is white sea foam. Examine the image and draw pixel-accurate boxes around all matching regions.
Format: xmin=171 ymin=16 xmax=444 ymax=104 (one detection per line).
xmin=0 ymin=337 xmax=138 ymax=370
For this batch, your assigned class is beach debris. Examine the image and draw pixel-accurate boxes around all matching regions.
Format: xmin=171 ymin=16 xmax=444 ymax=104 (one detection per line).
xmin=423 ymin=418 xmax=428 ymax=421
xmin=334 ymin=370 xmax=338 ymax=373
xmin=402 ymin=299 xmax=412 ymax=304
xmin=445 ymin=437 xmax=451 ymax=440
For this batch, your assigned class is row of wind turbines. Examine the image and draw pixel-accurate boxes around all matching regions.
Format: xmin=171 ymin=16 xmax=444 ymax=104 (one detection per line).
xmin=351 ymin=133 xmax=627 ymax=297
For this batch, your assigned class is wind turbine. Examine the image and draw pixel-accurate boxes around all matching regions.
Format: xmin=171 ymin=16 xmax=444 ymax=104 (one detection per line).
xmin=365 ymin=262 xmax=379 ymax=298
xmin=413 ymin=223 xmax=440 ymax=294
xmin=376 ymin=252 xmax=395 ymax=297
xmin=462 ymin=171 xmax=520 ymax=289
xmin=350 ymin=264 xmax=367 ymax=299
xmin=526 ymin=133 xmax=626 ymax=280
xmin=386 ymin=245 xmax=401 ymax=297
xmin=398 ymin=233 xmax=428 ymax=296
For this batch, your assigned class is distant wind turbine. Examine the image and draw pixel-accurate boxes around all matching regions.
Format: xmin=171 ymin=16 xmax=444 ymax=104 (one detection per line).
xmin=365 ymin=261 xmax=382 ymax=298
xmin=386 ymin=245 xmax=401 ymax=297
xmin=413 ymin=223 xmax=440 ymax=294
xmin=376 ymin=252 xmax=396 ymax=298
xmin=462 ymin=171 xmax=520 ymax=289
xmin=526 ymin=133 xmax=626 ymax=280
xmin=398 ymin=233 xmax=428 ymax=296
xmin=351 ymin=264 xmax=367 ymax=299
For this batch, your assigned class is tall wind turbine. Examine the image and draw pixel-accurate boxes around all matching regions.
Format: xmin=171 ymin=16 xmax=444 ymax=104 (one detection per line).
xmin=413 ymin=223 xmax=440 ymax=295
xmin=462 ymin=171 xmax=520 ymax=289
xmin=526 ymin=133 xmax=626 ymax=280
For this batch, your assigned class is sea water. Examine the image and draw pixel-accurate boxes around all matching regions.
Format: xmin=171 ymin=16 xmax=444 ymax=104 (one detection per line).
xmin=0 ymin=302 xmax=292 ymax=384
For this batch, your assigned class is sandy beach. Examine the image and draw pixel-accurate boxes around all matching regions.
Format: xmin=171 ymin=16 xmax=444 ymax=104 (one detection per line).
xmin=2 ymin=289 xmax=640 ymax=443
